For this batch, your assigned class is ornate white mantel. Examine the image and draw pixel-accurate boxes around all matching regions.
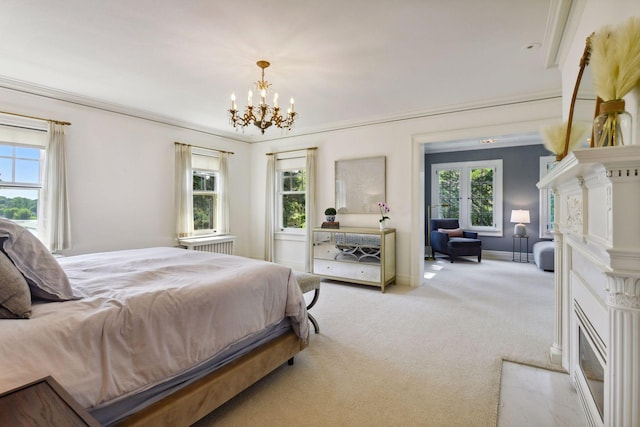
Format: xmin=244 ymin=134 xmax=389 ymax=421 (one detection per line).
xmin=537 ymin=145 xmax=640 ymax=427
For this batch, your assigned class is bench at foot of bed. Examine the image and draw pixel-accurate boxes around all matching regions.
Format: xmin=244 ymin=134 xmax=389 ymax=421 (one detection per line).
xmin=294 ymin=271 xmax=321 ymax=333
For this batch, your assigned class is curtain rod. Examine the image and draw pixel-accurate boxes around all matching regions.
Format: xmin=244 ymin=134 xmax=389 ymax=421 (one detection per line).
xmin=0 ymin=110 xmax=71 ymax=126
xmin=174 ymin=141 xmax=234 ymax=155
xmin=266 ymin=146 xmax=318 ymax=156
xmin=0 ymin=123 xmax=47 ymax=133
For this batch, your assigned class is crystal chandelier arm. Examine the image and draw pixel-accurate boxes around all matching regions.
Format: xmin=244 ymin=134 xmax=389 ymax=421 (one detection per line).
xmin=229 ymin=106 xmax=256 ymax=129
xmin=227 ymin=60 xmax=296 ymax=134
xmin=271 ymin=109 xmax=296 ymax=131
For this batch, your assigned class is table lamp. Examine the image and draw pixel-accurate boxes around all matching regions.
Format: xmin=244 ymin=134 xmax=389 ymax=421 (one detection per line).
xmin=510 ymin=209 xmax=530 ymax=237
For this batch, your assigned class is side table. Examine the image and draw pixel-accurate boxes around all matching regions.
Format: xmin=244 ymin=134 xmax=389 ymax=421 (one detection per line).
xmin=512 ymin=235 xmax=529 ymax=263
xmin=0 ymin=376 xmax=101 ymax=426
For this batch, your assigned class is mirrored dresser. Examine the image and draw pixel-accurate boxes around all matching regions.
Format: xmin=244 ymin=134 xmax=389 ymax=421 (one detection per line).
xmin=311 ymin=227 xmax=396 ymax=292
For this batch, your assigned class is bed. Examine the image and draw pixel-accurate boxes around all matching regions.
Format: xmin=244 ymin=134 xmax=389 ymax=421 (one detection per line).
xmin=0 ymin=219 xmax=309 ymax=426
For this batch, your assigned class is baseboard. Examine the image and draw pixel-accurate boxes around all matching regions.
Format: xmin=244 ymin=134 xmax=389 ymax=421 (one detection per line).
xmin=423 ymin=250 xmax=521 ymax=262
xmin=395 ymin=274 xmax=411 ymax=286
xmin=483 ymin=250 xmax=522 ymax=261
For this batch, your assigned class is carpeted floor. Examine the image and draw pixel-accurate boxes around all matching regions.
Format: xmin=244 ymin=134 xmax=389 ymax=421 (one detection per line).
xmin=194 ymin=256 xmax=555 ymax=427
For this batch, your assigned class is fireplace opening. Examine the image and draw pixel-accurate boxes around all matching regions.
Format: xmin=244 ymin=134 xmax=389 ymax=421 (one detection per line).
xmin=579 ymin=326 xmax=604 ymax=421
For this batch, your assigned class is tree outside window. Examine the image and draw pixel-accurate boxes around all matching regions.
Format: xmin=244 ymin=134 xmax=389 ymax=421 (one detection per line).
xmin=539 ymin=155 xmax=556 ymax=238
xmin=469 ymin=167 xmax=494 ymax=227
xmin=0 ymin=144 xmax=42 ymax=235
xmin=193 ymin=171 xmax=217 ymax=232
xmin=279 ymin=169 xmax=306 ymax=229
xmin=437 ymin=169 xmax=460 ymax=219
xmin=432 ymin=160 xmax=502 ymax=235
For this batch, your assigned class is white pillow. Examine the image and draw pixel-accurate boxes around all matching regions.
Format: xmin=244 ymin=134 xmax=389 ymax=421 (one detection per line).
xmin=0 ymin=219 xmax=75 ymax=301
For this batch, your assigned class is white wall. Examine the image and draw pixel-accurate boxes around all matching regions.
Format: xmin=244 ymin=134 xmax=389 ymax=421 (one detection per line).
xmin=0 ymin=87 xmax=252 ymax=257
xmin=2 ymin=75 xmax=568 ymax=287
xmin=1 ymin=84 xmax=564 ymax=287
xmin=249 ymin=97 xmax=563 ymax=286
xmin=264 ymin=0 xmax=640 ymax=286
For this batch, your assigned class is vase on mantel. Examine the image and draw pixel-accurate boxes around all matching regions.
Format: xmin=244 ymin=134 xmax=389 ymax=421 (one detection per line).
xmin=379 ymin=220 xmax=387 ymax=231
xmin=593 ymin=99 xmax=632 ymax=147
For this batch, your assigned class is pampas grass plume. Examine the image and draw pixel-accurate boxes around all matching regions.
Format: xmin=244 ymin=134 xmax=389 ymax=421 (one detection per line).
xmin=616 ymin=17 xmax=640 ymax=97
xmin=541 ymin=121 xmax=588 ymax=157
xmin=591 ymin=25 xmax=616 ymax=100
xmin=591 ymin=17 xmax=640 ymax=100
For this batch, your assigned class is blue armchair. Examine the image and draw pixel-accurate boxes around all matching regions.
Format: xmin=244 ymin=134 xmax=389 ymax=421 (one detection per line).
xmin=430 ymin=219 xmax=482 ymax=263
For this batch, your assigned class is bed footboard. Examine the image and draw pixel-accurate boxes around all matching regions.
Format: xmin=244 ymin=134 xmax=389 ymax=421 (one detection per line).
xmin=115 ymin=331 xmax=306 ymax=427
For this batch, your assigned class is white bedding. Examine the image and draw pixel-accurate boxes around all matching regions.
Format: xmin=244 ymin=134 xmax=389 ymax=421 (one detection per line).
xmin=0 ymin=247 xmax=308 ymax=409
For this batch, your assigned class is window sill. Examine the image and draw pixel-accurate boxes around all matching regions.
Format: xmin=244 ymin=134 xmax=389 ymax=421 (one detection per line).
xmin=274 ymin=231 xmax=306 ymax=242
xmin=179 ymin=234 xmax=236 ymax=245
xmin=473 ymin=229 xmax=503 ymax=237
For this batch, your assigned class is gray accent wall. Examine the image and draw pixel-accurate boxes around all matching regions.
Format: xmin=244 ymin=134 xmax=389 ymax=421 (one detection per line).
xmin=425 ymin=144 xmax=553 ymax=253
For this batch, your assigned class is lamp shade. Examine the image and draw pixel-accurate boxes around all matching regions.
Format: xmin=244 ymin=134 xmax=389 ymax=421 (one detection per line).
xmin=510 ymin=210 xmax=530 ymax=224
xmin=510 ymin=209 xmax=530 ymax=237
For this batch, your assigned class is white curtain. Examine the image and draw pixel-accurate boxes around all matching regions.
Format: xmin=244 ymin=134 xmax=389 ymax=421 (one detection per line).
xmin=264 ymin=154 xmax=275 ymax=262
xmin=40 ymin=123 xmax=71 ymax=252
xmin=218 ymin=151 xmax=230 ymax=234
xmin=305 ymin=149 xmax=317 ymax=272
xmin=175 ymin=143 xmax=193 ymax=239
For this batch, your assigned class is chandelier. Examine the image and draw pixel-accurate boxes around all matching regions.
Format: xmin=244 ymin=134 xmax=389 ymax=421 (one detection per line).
xmin=228 ymin=60 xmax=296 ymax=134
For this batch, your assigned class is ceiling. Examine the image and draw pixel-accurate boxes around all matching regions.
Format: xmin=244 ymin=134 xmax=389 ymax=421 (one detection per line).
xmin=0 ymin=1 xmax=564 ymax=142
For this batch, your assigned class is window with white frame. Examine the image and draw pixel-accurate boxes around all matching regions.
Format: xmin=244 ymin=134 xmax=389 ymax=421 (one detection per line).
xmin=539 ymin=155 xmax=556 ymax=238
xmin=431 ymin=159 xmax=503 ymax=236
xmin=276 ymin=155 xmax=306 ymax=232
xmin=191 ymin=151 xmax=220 ymax=235
xmin=0 ymin=119 xmax=48 ymax=237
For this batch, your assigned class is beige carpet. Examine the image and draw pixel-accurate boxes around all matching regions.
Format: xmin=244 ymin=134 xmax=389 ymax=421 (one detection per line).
xmin=194 ymin=256 xmax=555 ymax=427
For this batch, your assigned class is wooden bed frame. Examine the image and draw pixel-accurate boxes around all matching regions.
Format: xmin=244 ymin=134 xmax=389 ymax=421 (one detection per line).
xmin=115 ymin=331 xmax=307 ymax=426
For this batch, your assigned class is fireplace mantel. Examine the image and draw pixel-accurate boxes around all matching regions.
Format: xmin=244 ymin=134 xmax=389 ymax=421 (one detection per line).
xmin=539 ymin=145 xmax=640 ymax=186
xmin=538 ymin=145 xmax=640 ymax=427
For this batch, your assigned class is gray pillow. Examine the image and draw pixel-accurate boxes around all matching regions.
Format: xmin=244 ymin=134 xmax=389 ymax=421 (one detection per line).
xmin=0 ymin=219 xmax=75 ymax=301
xmin=0 ymin=250 xmax=32 ymax=318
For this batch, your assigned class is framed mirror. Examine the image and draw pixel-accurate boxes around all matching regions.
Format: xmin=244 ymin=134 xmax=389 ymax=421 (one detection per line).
xmin=335 ymin=156 xmax=386 ymax=214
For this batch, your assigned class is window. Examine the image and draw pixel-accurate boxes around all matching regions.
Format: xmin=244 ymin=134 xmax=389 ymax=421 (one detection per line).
xmin=274 ymin=153 xmax=307 ymax=233
xmin=432 ymin=160 xmax=503 ymax=236
xmin=191 ymin=150 xmax=221 ymax=235
xmin=277 ymin=169 xmax=306 ymax=231
xmin=437 ymin=168 xmax=461 ymax=219
xmin=193 ymin=170 xmax=217 ymax=233
xmin=0 ymin=143 xmax=44 ymax=235
xmin=539 ymin=155 xmax=556 ymax=238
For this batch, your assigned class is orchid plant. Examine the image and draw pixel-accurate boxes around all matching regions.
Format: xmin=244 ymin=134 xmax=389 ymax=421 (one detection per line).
xmin=377 ymin=202 xmax=390 ymax=223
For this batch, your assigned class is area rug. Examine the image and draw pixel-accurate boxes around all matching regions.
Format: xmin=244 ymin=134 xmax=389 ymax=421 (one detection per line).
xmin=194 ymin=257 xmax=555 ymax=427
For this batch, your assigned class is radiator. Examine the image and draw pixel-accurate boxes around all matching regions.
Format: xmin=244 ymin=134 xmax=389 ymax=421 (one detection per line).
xmin=179 ymin=235 xmax=236 ymax=255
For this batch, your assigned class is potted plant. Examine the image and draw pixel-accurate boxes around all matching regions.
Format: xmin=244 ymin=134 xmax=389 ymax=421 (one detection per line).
xmin=324 ymin=207 xmax=337 ymax=222
xmin=377 ymin=202 xmax=390 ymax=230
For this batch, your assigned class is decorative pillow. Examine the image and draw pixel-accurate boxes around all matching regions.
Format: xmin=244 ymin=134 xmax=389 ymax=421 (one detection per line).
xmin=437 ymin=227 xmax=464 ymax=237
xmin=0 ymin=250 xmax=32 ymax=318
xmin=0 ymin=219 xmax=75 ymax=301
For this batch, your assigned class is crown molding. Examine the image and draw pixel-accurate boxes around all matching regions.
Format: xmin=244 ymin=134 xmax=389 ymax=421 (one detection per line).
xmin=256 ymin=90 xmax=563 ymax=142
xmin=542 ymin=0 xmax=575 ymax=69
xmin=0 ymin=76 xmax=250 ymax=143
xmin=553 ymin=0 xmax=587 ymax=69
xmin=0 ymin=75 xmax=561 ymax=144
